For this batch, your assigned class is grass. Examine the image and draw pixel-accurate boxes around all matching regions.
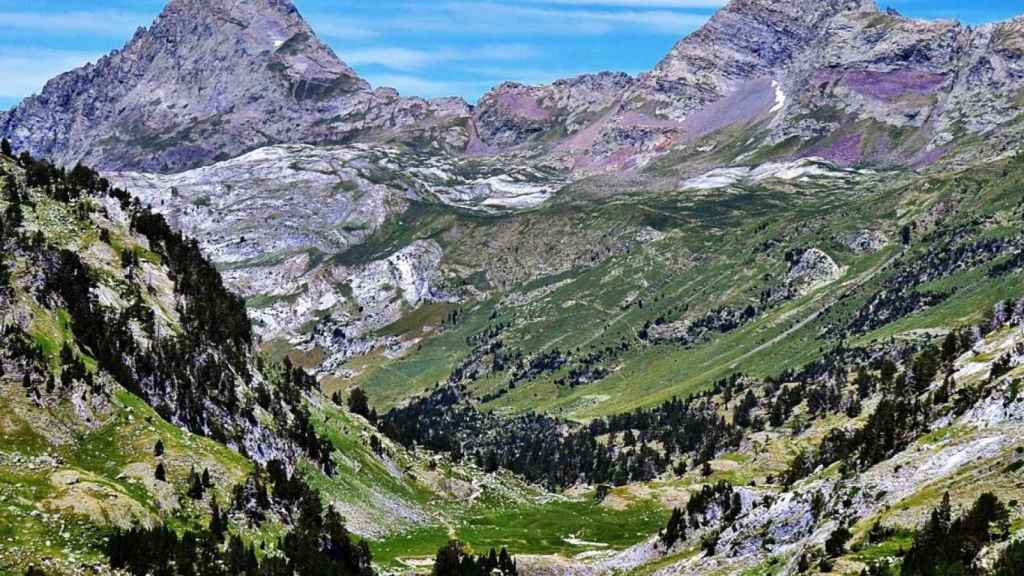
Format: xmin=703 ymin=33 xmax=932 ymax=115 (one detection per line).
xmin=850 ymin=529 xmax=914 ymax=564
xmin=370 ymin=495 xmax=668 ymax=568
xmin=343 ymin=151 xmax=1024 ymax=426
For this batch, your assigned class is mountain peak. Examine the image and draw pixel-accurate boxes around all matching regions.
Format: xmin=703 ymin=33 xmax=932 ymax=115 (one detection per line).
xmin=648 ymin=0 xmax=878 ymax=90
xmin=0 ymin=0 xmax=388 ymax=172
xmin=147 ymin=0 xmax=363 ymax=87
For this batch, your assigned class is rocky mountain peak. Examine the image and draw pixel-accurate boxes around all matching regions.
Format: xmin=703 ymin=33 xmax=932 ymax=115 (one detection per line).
xmin=151 ymin=0 xmax=361 ymax=81
xmin=647 ymin=0 xmax=878 ymax=91
xmin=0 ymin=0 xmax=472 ymax=172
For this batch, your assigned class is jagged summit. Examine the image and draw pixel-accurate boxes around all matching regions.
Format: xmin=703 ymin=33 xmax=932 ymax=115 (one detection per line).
xmin=647 ymin=0 xmax=878 ymax=90
xmin=142 ymin=0 xmax=370 ymax=104
xmin=0 ymin=0 xmax=467 ymax=172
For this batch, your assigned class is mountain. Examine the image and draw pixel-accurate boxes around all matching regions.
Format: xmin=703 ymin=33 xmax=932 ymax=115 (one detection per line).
xmin=0 ymin=146 xmax=544 ymax=575
xmin=471 ymin=0 xmax=1024 ymax=171
xmin=0 ymin=0 xmax=470 ymax=173
xmin=7 ymin=0 xmax=1024 ymax=176
xmin=5 ymin=0 xmax=1024 ymax=575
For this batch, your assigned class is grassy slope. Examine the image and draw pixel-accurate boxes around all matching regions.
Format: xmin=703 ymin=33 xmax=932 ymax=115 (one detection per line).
xmin=4 ymin=141 xmax=1024 ymax=575
xmin=0 ymin=160 xmax=667 ymax=574
xmin=350 ymin=157 xmax=1024 ymax=422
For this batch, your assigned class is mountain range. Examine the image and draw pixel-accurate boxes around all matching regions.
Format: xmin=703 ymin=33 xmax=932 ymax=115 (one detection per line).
xmin=6 ymin=0 xmax=1024 ymax=175
xmin=2 ymin=0 xmax=1024 ymax=575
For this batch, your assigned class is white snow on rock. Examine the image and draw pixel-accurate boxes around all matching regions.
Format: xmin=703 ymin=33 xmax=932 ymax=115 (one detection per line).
xmin=680 ymin=158 xmax=866 ymax=190
xmin=770 ymin=80 xmax=787 ymax=114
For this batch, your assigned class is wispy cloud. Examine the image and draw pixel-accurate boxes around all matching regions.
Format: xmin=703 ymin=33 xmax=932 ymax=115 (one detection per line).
xmin=0 ymin=10 xmax=151 ymax=36
xmin=345 ymin=44 xmax=540 ymax=71
xmin=363 ymin=73 xmax=493 ymax=98
xmin=0 ymin=48 xmax=103 ymax=99
xmin=437 ymin=3 xmax=708 ymax=36
xmin=309 ymin=1 xmax=709 ymax=38
xmin=300 ymin=15 xmax=380 ymax=41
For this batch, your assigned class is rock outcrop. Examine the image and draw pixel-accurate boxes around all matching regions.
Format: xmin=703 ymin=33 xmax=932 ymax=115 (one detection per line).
xmin=787 ymin=248 xmax=843 ymax=295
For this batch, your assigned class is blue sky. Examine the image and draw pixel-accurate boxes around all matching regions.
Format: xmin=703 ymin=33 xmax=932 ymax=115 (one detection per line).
xmin=0 ymin=0 xmax=1021 ymax=110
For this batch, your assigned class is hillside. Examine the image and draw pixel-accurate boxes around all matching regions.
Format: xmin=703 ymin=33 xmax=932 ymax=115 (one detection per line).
xmin=3 ymin=0 xmax=1024 ymax=575
xmin=0 ymin=148 xmax=614 ymax=575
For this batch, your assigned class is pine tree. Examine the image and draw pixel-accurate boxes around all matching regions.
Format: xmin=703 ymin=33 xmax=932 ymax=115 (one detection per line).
xmin=433 ymin=540 xmax=463 ymax=576
xmin=825 ymin=524 xmax=852 ymax=557
xmin=660 ymin=507 xmax=687 ymax=548
xmin=209 ymin=499 xmax=227 ymax=542
xmin=347 ymin=387 xmax=371 ymax=418
xmin=0 ymin=139 xmax=11 ymax=158
xmin=187 ymin=467 xmax=205 ymax=500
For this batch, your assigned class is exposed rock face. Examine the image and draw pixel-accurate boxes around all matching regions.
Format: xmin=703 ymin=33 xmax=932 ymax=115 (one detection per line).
xmin=472 ymin=73 xmax=636 ymax=150
xmin=0 ymin=0 xmax=470 ymax=173
xmin=640 ymin=0 xmax=874 ymax=118
xmin=7 ymin=0 xmax=1024 ymax=382
xmin=109 ymin=145 xmax=404 ymax=267
xmin=472 ymin=0 xmax=1024 ymax=172
xmin=845 ymin=229 xmax=889 ymax=253
xmin=470 ymin=0 xmax=887 ymax=170
xmin=787 ymin=248 xmax=843 ymax=295
xmin=306 ymin=240 xmax=451 ymax=373
xmin=679 ymin=157 xmax=865 ymax=190
xmin=105 ymin=142 xmax=569 ymax=356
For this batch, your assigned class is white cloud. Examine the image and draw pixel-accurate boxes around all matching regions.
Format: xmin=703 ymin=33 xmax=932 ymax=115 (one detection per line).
xmin=314 ymin=2 xmax=710 ymax=38
xmin=301 ymin=15 xmax=380 ymax=41
xmin=363 ymin=73 xmax=492 ymax=99
xmin=0 ymin=10 xmax=151 ymax=36
xmin=0 ymin=48 xmax=103 ymax=98
xmin=345 ymin=44 xmax=540 ymax=71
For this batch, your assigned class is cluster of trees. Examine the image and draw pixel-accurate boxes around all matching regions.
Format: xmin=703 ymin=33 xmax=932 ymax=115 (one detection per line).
xmin=110 ymin=464 xmax=372 ymax=576
xmin=847 ymin=226 xmax=1022 ymax=335
xmin=253 ymin=357 xmax=338 ymax=473
xmin=4 ymin=146 xmax=349 ymax=536
xmin=686 ymin=481 xmax=741 ymax=527
xmin=780 ymin=388 xmax=927 ymax=486
xmin=344 ymin=387 xmax=373 ymax=420
xmin=557 ymin=340 xmax=627 ymax=387
xmin=1 ymin=149 xmax=253 ymax=445
xmin=463 ymin=302 xmax=759 ymax=400
xmin=431 ymin=541 xmax=517 ymax=576
xmin=380 ymin=379 xmax=740 ymax=489
xmin=130 ymin=209 xmax=252 ymax=365
xmin=37 ymin=242 xmax=245 ymax=441
xmin=782 ymin=302 xmax=1022 ymax=487
xmin=901 ymin=492 xmax=1011 ymax=576
xmin=0 ymin=146 xmax=372 ymax=575
xmin=384 ymin=286 xmax=1023 ymax=498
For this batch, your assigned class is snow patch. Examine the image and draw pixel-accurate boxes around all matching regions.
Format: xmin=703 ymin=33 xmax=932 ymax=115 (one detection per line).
xmin=680 ymin=158 xmax=864 ymax=190
xmin=770 ymin=80 xmax=786 ymax=114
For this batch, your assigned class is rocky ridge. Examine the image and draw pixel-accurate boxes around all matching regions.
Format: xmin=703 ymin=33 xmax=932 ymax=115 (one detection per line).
xmin=7 ymin=0 xmax=1024 ymax=177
